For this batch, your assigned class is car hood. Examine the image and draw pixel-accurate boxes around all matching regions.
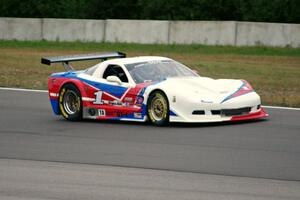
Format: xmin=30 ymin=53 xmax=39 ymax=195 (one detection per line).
xmin=156 ymin=76 xmax=246 ymax=103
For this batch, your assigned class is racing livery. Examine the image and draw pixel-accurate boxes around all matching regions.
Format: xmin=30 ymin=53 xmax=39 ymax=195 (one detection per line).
xmin=42 ymin=52 xmax=268 ymax=125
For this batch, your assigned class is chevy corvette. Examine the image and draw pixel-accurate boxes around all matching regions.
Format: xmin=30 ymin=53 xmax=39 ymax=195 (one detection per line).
xmin=41 ymin=52 xmax=268 ymax=125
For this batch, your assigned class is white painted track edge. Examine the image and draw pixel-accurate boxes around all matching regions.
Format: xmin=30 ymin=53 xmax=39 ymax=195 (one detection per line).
xmin=0 ymin=87 xmax=47 ymax=93
xmin=0 ymin=87 xmax=299 ymax=110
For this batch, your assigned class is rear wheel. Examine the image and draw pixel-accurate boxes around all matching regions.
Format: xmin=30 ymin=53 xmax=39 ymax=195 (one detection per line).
xmin=147 ymin=91 xmax=169 ymax=126
xmin=59 ymin=84 xmax=82 ymax=121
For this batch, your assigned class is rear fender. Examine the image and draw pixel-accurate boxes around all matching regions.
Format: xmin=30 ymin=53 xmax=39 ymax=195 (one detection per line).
xmin=48 ymin=77 xmax=89 ymax=115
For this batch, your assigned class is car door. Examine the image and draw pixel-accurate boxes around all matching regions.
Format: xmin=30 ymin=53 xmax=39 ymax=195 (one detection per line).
xmin=100 ymin=64 xmax=130 ymax=99
xmin=92 ymin=64 xmax=137 ymax=118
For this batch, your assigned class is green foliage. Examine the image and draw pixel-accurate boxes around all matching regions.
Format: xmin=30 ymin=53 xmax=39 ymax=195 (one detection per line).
xmin=1 ymin=40 xmax=300 ymax=57
xmin=238 ymin=0 xmax=300 ymax=23
xmin=137 ymin=0 xmax=241 ymax=20
xmin=0 ymin=0 xmax=299 ymax=23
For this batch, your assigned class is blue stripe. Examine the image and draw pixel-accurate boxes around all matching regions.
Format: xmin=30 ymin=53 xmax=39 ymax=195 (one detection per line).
xmin=51 ymin=72 xmax=128 ymax=99
xmin=76 ymin=77 xmax=127 ymax=98
xmin=50 ymin=99 xmax=60 ymax=115
xmin=169 ymin=110 xmax=178 ymax=116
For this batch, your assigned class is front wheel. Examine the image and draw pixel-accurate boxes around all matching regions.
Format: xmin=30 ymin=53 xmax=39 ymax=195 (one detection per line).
xmin=59 ymin=84 xmax=82 ymax=121
xmin=147 ymin=91 xmax=169 ymax=126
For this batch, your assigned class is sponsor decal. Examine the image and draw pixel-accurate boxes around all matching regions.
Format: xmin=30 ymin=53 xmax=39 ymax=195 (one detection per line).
xmin=106 ymin=110 xmax=132 ymax=117
xmin=59 ymin=88 xmax=69 ymax=118
xmin=49 ymin=92 xmax=59 ymax=97
xmin=136 ymin=96 xmax=144 ymax=105
xmin=124 ymin=97 xmax=133 ymax=102
xmin=109 ymin=100 xmax=123 ymax=106
xmin=134 ymin=112 xmax=142 ymax=118
xmin=219 ymin=91 xmax=229 ymax=94
xmin=172 ymin=96 xmax=176 ymax=103
xmin=201 ymin=100 xmax=213 ymax=103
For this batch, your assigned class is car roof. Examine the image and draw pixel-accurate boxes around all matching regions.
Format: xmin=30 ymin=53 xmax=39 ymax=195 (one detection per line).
xmin=102 ymin=56 xmax=172 ymax=65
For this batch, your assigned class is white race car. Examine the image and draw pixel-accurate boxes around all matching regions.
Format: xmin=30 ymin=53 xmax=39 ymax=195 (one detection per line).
xmin=42 ymin=52 xmax=268 ymax=126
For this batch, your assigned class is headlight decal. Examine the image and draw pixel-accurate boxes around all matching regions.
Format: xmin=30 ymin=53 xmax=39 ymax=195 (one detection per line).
xmin=221 ymin=80 xmax=254 ymax=103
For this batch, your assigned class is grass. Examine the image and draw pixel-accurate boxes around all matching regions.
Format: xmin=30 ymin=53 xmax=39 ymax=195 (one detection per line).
xmin=0 ymin=40 xmax=299 ymax=107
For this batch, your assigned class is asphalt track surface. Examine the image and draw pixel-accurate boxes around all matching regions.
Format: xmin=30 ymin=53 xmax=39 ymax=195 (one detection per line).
xmin=1 ymin=159 xmax=300 ymax=200
xmin=0 ymin=89 xmax=300 ymax=182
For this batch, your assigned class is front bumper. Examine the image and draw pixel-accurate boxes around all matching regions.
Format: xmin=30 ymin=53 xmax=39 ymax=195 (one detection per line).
xmin=169 ymin=92 xmax=268 ymax=123
xmin=230 ymin=107 xmax=268 ymax=121
xmin=170 ymin=107 xmax=268 ymax=123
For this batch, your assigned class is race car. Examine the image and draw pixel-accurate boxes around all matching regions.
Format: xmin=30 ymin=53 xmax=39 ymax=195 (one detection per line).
xmin=41 ymin=52 xmax=268 ymax=125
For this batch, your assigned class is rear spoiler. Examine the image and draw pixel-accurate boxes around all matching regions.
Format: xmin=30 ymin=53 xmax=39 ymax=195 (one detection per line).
xmin=41 ymin=52 xmax=126 ymax=71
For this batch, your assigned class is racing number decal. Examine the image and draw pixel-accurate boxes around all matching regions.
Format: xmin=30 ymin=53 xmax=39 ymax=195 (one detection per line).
xmin=98 ymin=109 xmax=106 ymax=116
xmin=93 ymin=91 xmax=103 ymax=104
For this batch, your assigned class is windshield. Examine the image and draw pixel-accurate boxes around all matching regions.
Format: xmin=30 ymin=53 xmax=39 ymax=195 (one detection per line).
xmin=125 ymin=60 xmax=198 ymax=84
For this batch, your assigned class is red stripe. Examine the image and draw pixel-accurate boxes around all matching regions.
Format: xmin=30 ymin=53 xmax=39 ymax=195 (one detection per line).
xmin=230 ymin=108 xmax=269 ymax=121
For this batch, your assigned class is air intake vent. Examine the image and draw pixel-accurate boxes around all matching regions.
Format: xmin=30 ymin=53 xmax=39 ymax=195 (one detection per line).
xmin=211 ymin=107 xmax=251 ymax=116
xmin=221 ymin=107 xmax=251 ymax=116
xmin=211 ymin=110 xmax=221 ymax=115
xmin=192 ymin=110 xmax=205 ymax=115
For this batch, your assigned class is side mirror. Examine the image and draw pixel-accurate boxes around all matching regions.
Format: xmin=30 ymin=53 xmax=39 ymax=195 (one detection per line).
xmin=107 ymin=76 xmax=122 ymax=85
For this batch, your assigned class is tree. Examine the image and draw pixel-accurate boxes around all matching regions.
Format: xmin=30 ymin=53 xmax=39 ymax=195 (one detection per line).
xmin=0 ymin=0 xmax=299 ymax=23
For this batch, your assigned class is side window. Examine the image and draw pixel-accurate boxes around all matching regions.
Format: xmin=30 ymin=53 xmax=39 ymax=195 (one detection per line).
xmin=103 ymin=65 xmax=128 ymax=83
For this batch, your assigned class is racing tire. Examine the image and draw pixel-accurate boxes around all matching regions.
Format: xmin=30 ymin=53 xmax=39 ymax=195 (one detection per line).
xmin=147 ymin=91 xmax=169 ymax=126
xmin=59 ymin=84 xmax=82 ymax=121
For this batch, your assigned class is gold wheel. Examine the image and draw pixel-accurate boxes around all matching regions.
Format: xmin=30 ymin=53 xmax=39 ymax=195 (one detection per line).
xmin=63 ymin=90 xmax=80 ymax=115
xmin=147 ymin=91 xmax=169 ymax=126
xmin=59 ymin=84 xmax=82 ymax=121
